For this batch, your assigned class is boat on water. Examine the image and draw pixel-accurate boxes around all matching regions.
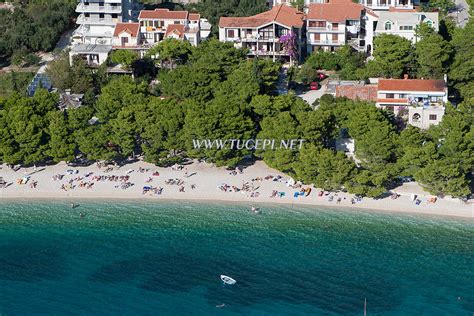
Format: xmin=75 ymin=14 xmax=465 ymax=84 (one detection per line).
xmin=220 ymin=275 xmax=236 ymax=285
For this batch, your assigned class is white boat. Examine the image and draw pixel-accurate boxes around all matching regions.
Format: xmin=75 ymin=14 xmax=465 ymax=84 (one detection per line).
xmin=220 ymin=275 xmax=236 ymax=285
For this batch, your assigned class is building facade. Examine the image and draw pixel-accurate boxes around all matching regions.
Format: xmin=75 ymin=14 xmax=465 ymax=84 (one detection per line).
xmin=375 ymin=10 xmax=439 ymax=42
xmin=138 ymin=9 xmax=203 ymax=47
xmin=376 ymin=76 xmax=448 ymax=129
xmin=218 ymin=5 xmax=305 ymax=62
xmin=72 ymin=0 xmax=139 ymax=46
xmin=306 ymin=0 xmax=366 ymax=52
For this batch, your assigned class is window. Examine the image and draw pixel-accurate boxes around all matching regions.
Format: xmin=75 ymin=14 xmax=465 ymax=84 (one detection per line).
xmin=313 ymin=33 xmax=320 ymax=41
xmin=309 ymin=21 xmax=326 ymax=28
xmin=99 ymin=2 xmax=104 ymax=7
xmin=425 ymin=20 xmax=433 ymax=27
xmin=429 ymin=114 xmax=437 ymax=120
xmin=399 ymin=94 xmax=407 ymax=98
xmin=386 ymin=93 xmax=394 ymax=98
xmin=399 ymin=25 xmax=413 ymax=30
xmin=227 ymin=30 xmax=235 ymax=38
xmin=385 ymin=21 xmax=392 ymax=30
xmin=174 ymin=21 xmax=180 ymax=24
xmin=112 ymin=14 xmax=117 ymax=19
xmin=332 ymin=34 xmax=338 ymax=41
xmin=412 ymin=113 xmax=421 ymax=122
xmin=332 ymin=23 xmax=338 ymax=30
xmin=154 ymin=21 xmax=159 ymax=28
xmin=259 ymin=27 xmax=274 ymax=40
xmin=99 ymin=13 xmax=104 ymax=19
xmin=140 ymin=21 xmax=144 ymax=27
xmin=85 ymin=13 xmax=90 ymax=18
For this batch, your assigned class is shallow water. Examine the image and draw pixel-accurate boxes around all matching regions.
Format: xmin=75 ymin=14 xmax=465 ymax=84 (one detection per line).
xmin=0 ymin=200 xmax=472 ymax=315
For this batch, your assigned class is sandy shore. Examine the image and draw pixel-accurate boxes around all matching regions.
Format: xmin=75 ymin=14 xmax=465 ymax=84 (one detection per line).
xmin=0 ymin=160 xmax=472 ymax=218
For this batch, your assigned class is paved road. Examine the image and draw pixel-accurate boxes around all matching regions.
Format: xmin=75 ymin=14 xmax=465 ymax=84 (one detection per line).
xmin=297 ymin=85 xmax=328 ymax=106
xmin=450 ymin=0 xmax=470 ymax=27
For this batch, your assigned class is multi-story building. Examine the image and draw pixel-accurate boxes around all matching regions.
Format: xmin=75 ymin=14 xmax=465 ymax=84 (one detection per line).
xmin=376 ymin=76 xmax=448 ymax=129
xmin=306 ymin=0 xmax=366 ymax=52
xmin=358 ymin=0 xmax=413 ymax=11
xmin=218 ymin=5 xmax=305 ymax=62
xmin=138 ymin=9 xmax=204 ymax=47
xmin=72 ymin=0 xmax=139 ymax=46
xmin=374 ymin=10 xmax=438 ymax=42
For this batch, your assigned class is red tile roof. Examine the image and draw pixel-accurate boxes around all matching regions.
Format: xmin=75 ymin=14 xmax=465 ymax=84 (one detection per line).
xmin=189 ymin=13 xmax=200 ymax=21
xmin=165 ymin=24 xmax=185 ymax=38
xmin=113 ymin=22 xmax=140 ymax=37
xmin=139 ymin=8 xmax=189 ymax=20
xmin=336 ymin=85 xmax=378 ymax=101
xmin=219 ymin=5 xmax=304 ymax=28
xmin=378 ymin=79 xmax=446 ymax=92
xmin=307 ymin=0 xmax=364 ymax=22
xmin=377 ymin=98 xmax=408 ymax=103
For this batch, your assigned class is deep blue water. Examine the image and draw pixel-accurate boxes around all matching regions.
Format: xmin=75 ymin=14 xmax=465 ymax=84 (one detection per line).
xmin=0 ymin=200 xmax=472 ymax=315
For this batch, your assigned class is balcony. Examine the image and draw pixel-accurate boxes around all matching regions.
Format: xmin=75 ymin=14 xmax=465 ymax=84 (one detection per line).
xmin=76 ymin=3 xmax=122 ymax=13
xmin=309 ymin=39 xmax=345 ymax=45
xmin=73 ymin=25 xmax=113 ymax=38
xmin=307 ymin=26 xmax=344 ymax=33
xmin=76 ymin=14 xmax=119 ymax=25
xmin=141 ymin=26 xmax=166 ymax=33
xmin=249 ymin=50 xmax=288 ymax=56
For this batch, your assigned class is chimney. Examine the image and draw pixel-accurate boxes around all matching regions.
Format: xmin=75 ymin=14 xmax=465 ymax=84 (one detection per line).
xmin=403 ymin=74 xmax=409 ymax=80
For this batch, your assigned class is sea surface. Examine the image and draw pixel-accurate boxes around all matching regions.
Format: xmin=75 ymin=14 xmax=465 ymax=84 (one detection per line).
xmin=0 ymin=200 xmax=472 ymax=315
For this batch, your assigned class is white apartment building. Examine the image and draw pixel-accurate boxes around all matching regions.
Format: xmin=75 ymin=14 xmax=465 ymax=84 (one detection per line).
xmin=306 ymin=0 xmax=366 ymax=53
xmin=376 ymin=76 xmax=448 ymax=129
xmin=72 ymin=0 xmax=139 ymax=46
xmin=358 ymin=0 xmax=413 ymax=11
xmin=218 ymin=5 xmax=305 ymax=62
xmin=138 ymin=9 xmax=204 ymax=47
xmin=375 ymin=10 xmax=439 ymax=42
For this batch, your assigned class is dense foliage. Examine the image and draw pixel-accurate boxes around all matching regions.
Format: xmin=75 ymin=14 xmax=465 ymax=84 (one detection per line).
xmin=0 ymin=0 xmax=76 ymax=60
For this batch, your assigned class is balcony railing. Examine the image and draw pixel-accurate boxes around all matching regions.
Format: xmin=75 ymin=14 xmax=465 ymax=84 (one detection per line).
xmin=309 ymin=39 xmax=345 ymax=45
xmin=76 ymin=14 xmax=119 ymax=25
xmin=76 ymin=4 xmax=122 ymax=13
xmin=73 ymin=25 xmax=113 ymax=38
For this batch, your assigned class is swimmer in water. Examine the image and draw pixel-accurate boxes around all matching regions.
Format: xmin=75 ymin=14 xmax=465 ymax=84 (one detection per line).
xmin=80 ymin=212 xmax=85 ymax=218
xmin=216 ymin=303 xmax=225 ymax=308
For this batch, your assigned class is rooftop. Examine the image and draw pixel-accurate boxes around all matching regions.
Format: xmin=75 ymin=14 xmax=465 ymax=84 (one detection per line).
xmin=219 ymin=5 xmax=304 ymax=29
xmin=165 ymin=24 xmax=186 ymax=38
xmin=139 ymin=8 xmax=189 ymax=20
xmin=306 ymin=0 xmax=364 ymax=22
xmin=70 ymin=44 xmax=113 ymax=53
xmin=378 ymin=78 xmax=446 ymax=92
xmin=114 ymin=22 xmax=140 ymax=37
xmin=336 ymin=84 xmax=378 ymax=101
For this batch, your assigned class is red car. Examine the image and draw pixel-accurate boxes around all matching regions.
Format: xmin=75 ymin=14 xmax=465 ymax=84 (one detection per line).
xmin=309 ymin=82 xmax=320 ymax=90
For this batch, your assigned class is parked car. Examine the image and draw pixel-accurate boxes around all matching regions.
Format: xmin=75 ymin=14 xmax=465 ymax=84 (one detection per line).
xmin=309 ymin=82 xmax=320 ymax=90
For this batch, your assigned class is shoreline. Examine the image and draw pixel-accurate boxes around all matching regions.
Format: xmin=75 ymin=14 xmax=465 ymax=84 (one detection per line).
xmin=1 ymin=160 xmax=472 ymax=219
xmin=1 ymin=196 xmax=472 ymax=221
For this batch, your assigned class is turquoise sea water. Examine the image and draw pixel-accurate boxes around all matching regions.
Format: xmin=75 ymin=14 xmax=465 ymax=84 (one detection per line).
xmin=0 ymin=200 xmax=472 ymax=315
